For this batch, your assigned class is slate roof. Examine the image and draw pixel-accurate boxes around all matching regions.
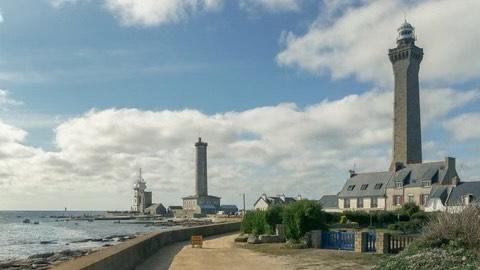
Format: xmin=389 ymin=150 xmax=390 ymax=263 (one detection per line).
xmin=220 ymin=205 xmax=238 ymax=210
xmin=168 ymin=206 xmax=183 ymax=210
xmin=145 ymin=203 xmax=165 ymax=210
xmin=447 ymin=181 xmax=480 ymax=206
xmin=388 ymin=162 xmax=446 ymax=188
xmin=428 ymin=185 xmax=451 ymax=204
xmin=254 ymin=194 xmax=297 ymax=207
xmin=182 ymin=195 xmax=221 ymax=200
xmin=338 ymin=171 xmax=393 ymax=198
xmin=318 ymin=195 xmax=338 ymax=209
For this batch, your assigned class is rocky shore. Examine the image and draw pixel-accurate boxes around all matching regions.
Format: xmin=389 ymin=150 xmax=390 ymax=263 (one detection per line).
xmin=0 ymin=234 xmax=137 ymax=270
xmin=0 ymin=249 xmax=90 ymax=270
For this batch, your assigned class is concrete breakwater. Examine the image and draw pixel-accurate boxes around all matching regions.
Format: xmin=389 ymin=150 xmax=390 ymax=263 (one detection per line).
xmin=52 ymin=221 xmax=241 ymax=270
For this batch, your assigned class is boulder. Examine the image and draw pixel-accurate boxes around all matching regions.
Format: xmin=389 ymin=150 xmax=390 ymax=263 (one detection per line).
xmin=259 ymin=235 xmax=284 ymax=243
xmin=234 ymin=234 xmax=249 ymax=242
xmin=28 ymin=252 xmax=54 ymax=259
xmin=247 ymin=235 xmax=261 ymax=244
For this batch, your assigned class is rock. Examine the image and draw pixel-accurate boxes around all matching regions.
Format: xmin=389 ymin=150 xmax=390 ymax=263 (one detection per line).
xmin=28 ymin=252 xmax=54 ymax=259
xmin=234 ymin=234 xmax=249 ymax=242
xmin=259 ymin=235 xmax=284 ymax=243
xmin=247 ymin=235 xmax=261 ymax=244
xmin=39 ymin=240 xmax=56 ymax=245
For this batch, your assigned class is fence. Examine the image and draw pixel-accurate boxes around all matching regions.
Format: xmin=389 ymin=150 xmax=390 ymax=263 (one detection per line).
xmin=311 ymin=230 xmax=418 ymax=255
xmin=387 ymin=234 xmax=417 ymax=254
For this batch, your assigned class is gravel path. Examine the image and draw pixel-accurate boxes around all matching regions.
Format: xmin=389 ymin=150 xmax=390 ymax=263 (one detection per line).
xmin=137 ymin=233 xmax=378 ymax=270
xmin=137 ymin=233 xmax=289 ymax=270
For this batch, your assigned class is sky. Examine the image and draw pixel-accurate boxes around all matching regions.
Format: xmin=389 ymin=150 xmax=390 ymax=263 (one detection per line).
xmin=0 ymin=0 xmax=479 ymax=210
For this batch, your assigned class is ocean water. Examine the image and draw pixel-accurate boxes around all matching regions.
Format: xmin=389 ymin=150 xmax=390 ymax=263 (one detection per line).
xmin=0 ymin=211 xmax=171 ymax=261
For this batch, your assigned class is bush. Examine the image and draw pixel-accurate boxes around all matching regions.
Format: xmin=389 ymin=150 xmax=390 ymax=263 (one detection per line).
xmin=324 ymin=212 xmax=342 ymax=224
xmin=400 ymin=202 xmax=420 ymax=218
xmin=387 ymin=220 xmax=423 ymax=234
xmin=343 ymin=211 xmax=370 ymax=226
xmin=241 ymin=210 xmax=267 ymax=236
xmin=423 ymin=205 xmax=480 ymax=250
xmin=282 ymin=200 xmax=327 ymax=241
xmin=265 ymin=204 xmax=284 ymax=234
xmin=375 ymin=241 xmax=479 ymax=270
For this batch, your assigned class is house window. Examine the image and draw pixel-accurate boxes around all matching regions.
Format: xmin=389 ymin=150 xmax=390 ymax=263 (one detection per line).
xmin=360 ymin=184 xmax=368 ymax=190
xmin=393 ymin=195 xmax=403 ymax=206
xmin=357 ymin=198 xmax=364 ymax=208
xmin=408 ymin=194 xmax=415 ymax=203
xmin=371 ymin=197 xmax=378 ymax=208
xmin=374 ymin=183 xmax=383 ymax=190
xmin=395 ymin=181 xmax=403 ymax=188
xmin=344 ymin=199 xmax=350 ymax=208
xmin=347 ymin=185 xmax=355 ymax=191
xmin=422 ymin=180 xmax=431 ymax=187
xmin=420 ymin=194 xmax=428 ymax=206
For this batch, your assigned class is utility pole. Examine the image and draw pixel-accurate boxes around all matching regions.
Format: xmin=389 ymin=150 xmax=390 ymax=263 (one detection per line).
xmin=242 ymin=193 xmax=246 ymax=217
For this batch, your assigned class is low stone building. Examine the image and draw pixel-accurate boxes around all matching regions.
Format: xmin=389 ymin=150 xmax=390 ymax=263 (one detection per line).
xmin=253 ymin=194 xmax=297 ymax=210
xmin=168 ymin=206 xmax=185 ymax=218
xmin=145 ymin=203 xmax=167 ymax=216
xmin=219 ymin=205 xmax=239 ymax=215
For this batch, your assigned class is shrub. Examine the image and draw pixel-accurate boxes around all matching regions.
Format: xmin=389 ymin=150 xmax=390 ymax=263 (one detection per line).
xmin=423 ymin=204 xmax=480 ymax=250
xmin=387 ymin=220 xmax=423 ymax=234
xmin=282 ymin=200 xmax=327 ymax=241
xmin=265 ymin=204 xmax=284 ymax=234
xmin=324 ymin=212 xmax=342 ymax=224
xmin=400 ymin=202 xmax=420 ymax=218
xmin=343 ymin=211 xmax=370 ymax=226
xmin=375 ymin=241 xmax=479 ymax=270
xmin=339 ymin=215 xmax=348 ymax=224
xmin=241 ymin=210 xmax=267 ymax=235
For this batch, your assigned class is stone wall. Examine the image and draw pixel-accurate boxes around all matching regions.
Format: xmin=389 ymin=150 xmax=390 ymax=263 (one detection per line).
xmin=53 ymin=222 xmax=241 ymax=270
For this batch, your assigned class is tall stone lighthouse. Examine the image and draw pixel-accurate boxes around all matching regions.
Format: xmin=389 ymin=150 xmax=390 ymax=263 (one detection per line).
xmin=389 ymin=21 xmax=423 ymax=171
xmin=195 ymin=137 xmax=208 ymax=196
xmin=182 ymin=137 xmax=220 ymax=217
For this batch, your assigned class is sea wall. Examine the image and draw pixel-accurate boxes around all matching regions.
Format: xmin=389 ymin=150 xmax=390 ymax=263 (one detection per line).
xmin=53 ymin=222 xmax=241 ymax=270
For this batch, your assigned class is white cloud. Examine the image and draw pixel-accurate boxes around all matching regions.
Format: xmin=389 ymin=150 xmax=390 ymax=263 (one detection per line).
xmin=103 ymin=0 xmax=223 ymax=26
xmin=0 ymin=87 xmax=476 ymax=210
xmin=49 ymin=0 xmax=86 ymax=8
xmin=239 ymin=0 xmax=303 ymax=13
xmin=0 ymin=9 xmax=3 ymax=23
xmin=277 ymin=0 xmax=480 ymax=85
xmin=0 ymin=89 xmax=22 ymax=107
xmin=444 ymin=113 xmax=480 ymax=141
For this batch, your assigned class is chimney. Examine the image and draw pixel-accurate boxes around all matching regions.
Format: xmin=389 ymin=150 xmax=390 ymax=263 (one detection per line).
xmin=296 ymin=194 xmax=303 ymax=201
xmin=280 ymin=194 xmax=286 ymax=202
xmin=349 ymin=169 xmax=357 ymax=178
xmin=261 ymin=193 xmax=267 ymax=201
xmin=445 ymin=157 xmax=455 ymax=170
xmin=394 ymin=162 xmax=405 ymax=172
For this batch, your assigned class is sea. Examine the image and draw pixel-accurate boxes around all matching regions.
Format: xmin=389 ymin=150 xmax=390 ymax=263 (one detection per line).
xmin=0 ymin=211 xmax=171 ymax=261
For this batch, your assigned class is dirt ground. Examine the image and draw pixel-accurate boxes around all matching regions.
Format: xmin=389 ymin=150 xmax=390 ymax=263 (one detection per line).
xmin=136 ymin=233 xmax=381 ymax=270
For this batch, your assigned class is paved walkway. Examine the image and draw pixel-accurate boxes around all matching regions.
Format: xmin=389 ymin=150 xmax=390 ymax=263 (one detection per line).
xmin=136 ymin=233 xmax=290 ymax=270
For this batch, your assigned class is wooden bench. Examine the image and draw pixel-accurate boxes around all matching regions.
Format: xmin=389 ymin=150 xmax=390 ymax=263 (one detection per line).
xmin=191 ymin=235 xmax=203 ymax=248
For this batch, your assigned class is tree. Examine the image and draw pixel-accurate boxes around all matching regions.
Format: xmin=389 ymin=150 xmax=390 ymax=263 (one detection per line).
xmin=282 ymin=200 xmax=328 ymax=241
xmin=265 ymin=204 xmax=284 ymax=234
